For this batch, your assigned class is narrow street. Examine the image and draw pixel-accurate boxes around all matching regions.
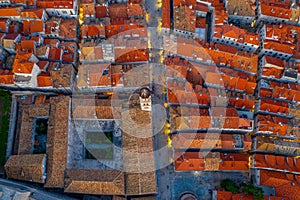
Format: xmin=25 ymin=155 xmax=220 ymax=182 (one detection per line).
xmin=0 ymin=178 xmax=75 ymax=200
xmin=145 ymin=0 xmax=174 ymax=199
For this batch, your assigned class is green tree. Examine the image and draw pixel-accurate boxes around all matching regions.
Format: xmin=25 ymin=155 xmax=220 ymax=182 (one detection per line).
xmin=241 ymin=183 xmax=264 ymax=200
xmin=221 ymin=179 xmax=239 ymax=194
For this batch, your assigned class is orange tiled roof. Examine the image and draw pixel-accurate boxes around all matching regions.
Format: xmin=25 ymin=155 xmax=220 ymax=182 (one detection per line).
xmin=259 ymin=169 xmax=300 ymax=200
xmin=174 ymin=4 xmax=196 ymax=33
xmin=215 ymin=9 xmax=228 ymax=25
xmin=12 ymin=52 xmax=37 ymax=74
xmin=0 ymin=7 xmax=23 ymax=17
xmin=48 ymin=47 xmax=62 ymax=61
xmin=260 ymin=4 xmax=292 ymax=19
xmin=173 ymin=133 xmax=222 ymax=149
xmin=127 ymin=3 xmax=143 ymax=17
xmin=232 ymin=194 xmax=253 ymax=200
xmin=162 ymin=0 xmax=171 ymax=28
xmin=229 ymin=98 xmax=255 ymax=110
xmin=20 ymin=39 xmax=35 ymax=51
xmin=81 ymin=24 xmax=105 ymax=38
xmin=36 ymin=0 xmax=74 ymax=9
xmin=23 ymin=20 xmax=43 ymax=35
xmin=77 ymin=63 xmax=111 ymax=87
xmin=175 ymin=152 xmax=249 ymax=171
xmin=265 ymin=24 xmax=300 ymax=44
xmin=217 ymin=191 xmax=232 ymax=200
xmin=108 ymin=4 xmax=128 ymax=19
xmin=196 ymin=17 xmax=206 ymax=28
xmin=173 ymin=0 xmax=196 ymax=7
xmin=254 ymin=154 xmax=300 ymax=173
xmin=265 ymin=55 xmax=285 ymax=68
xmin=43 ymin=38 xmax=59 ymax=47
xmin=59 ymin=19 xmax=77 ymax=39
xmin=21 ymin=8 xmax=44 ymax=19
xmin=205 ymin=72 xmax=256 ymax=94
xmin=259 ymin=0 xmax=291 ymax=8
xmin=81 ymin=3 xmax=95 ymax=16
xmin=214 ymin=24 xmax=259 ymax=45
xmin=264 ymin=40 xmax=295 ymax=55
xmin=95 ymin=5 xmax=107 ymax=18
xmin=115 ymin=49 xmax=148 ymax=63
xmin=0 ymin=18 xmax=9 ymax=32
xmin=80 ymin=43 xmax=103 ymax=61
xmin=45 ymin=18 xmax=60 ymax=35
xmin=0 ymin=70 xmax=14 ymax=84
xmin=209 ymin=50 xmax=258 ymax=73
xmin=195 ymin=1 xmax=208 ymax=12
xmin=37 ymin=72 xmax=52 ymax=87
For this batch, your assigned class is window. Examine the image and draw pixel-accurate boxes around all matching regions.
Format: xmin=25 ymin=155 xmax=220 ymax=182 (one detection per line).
xmin=102 ymin=69 xmax=109 ymax=76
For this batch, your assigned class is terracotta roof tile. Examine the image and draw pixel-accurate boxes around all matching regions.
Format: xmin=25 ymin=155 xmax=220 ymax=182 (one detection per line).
xmin=77 ymin=63 xmax=111 ymax=87
xmin=259 ymin=169 xmax=300 ymax=200
xmin=48 ymin=47 xmax=62 ymax=61
xmin=259 ymin=0 xmax=291 ymax=8
xmin=80 ymin=43 xmax=103 ymax=61
xmin=232 ymin=194 xmax=253 ymax=200
xmin=195 ymin=2 xmax=208 ymax=12
xmin=20 ymin=39 xmax=35 ymax=51
xmin=81 ymin=24 xmax=105 ymax=38
xmin=21 ymin=8 xmax=44 ymax=19
xmin=0 ymin=18 xmax=9 ymax=32
xmin=174 ymin=4 xmax=196 ymax=33
xmin=254 ymin=154 xmax=300 ymax=173
xmin=162 ymin=0 xmax=171 ymax=28
xmin=45 ymin=96 xmax=69 ymax=188
xmin=109 ymin=4 xmax=128 ymax=19
xmin=5 ymin=154 xmax=46 ymax=183
xmin=173 ymin=133 xmax=222 ymax=149
xmin=226 ymin=0 xmax=256 ymax=16
xmin=264 ymin=40 xmax=295 ymax=55
xmin=217 ymin=190 xmax=232 ymax=200
xmin=175 ymin=152 xmax=249 ymax=171
xmin=105 ymin=24 xmax=146 ymax=38
xmin=36 ymin=0 xmax=74 ymax=9
xmin=12 ymin=52 xmax=37 ymax=74
xmin=214 ymin=24 xmax=260 ymax=45
xmin=59 ymin=19 xmax=77 ymax=39
xmin=95 ymin=5 xmax=107 ymax=18
xmin=115 ymin=49 xmax=148 ymax=63
xmin=81 ymin=3 xmax=95 ymax=16
xmin=0 ymin=7 xmax=23 ymax=17
xmin=127 ymin=3 xmax=143 ymax=17
xmin=37 ymin=72 xmax=52 ymax=87
xmin=260 ymin=4 xmax=292 ymax=19
xmin=0 ymin=71 xmax=14 ymax=85
xmin=23 ymin=20 xmax=43 ymax=35
xmin=64 ymin=169 xmax=125 ymax=195
xmin=196 ymin=16 xmax=206 ymax=28
xmin=265 ymin=24 xmax=300 ymax=44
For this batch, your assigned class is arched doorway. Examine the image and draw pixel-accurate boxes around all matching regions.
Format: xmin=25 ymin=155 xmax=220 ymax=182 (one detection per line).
xmin=180 ymin=192 xmax=198 ymax=200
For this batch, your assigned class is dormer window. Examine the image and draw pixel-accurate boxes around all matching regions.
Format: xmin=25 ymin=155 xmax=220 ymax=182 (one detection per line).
xmin=271 ymin=8 xmax=275 ymax=13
